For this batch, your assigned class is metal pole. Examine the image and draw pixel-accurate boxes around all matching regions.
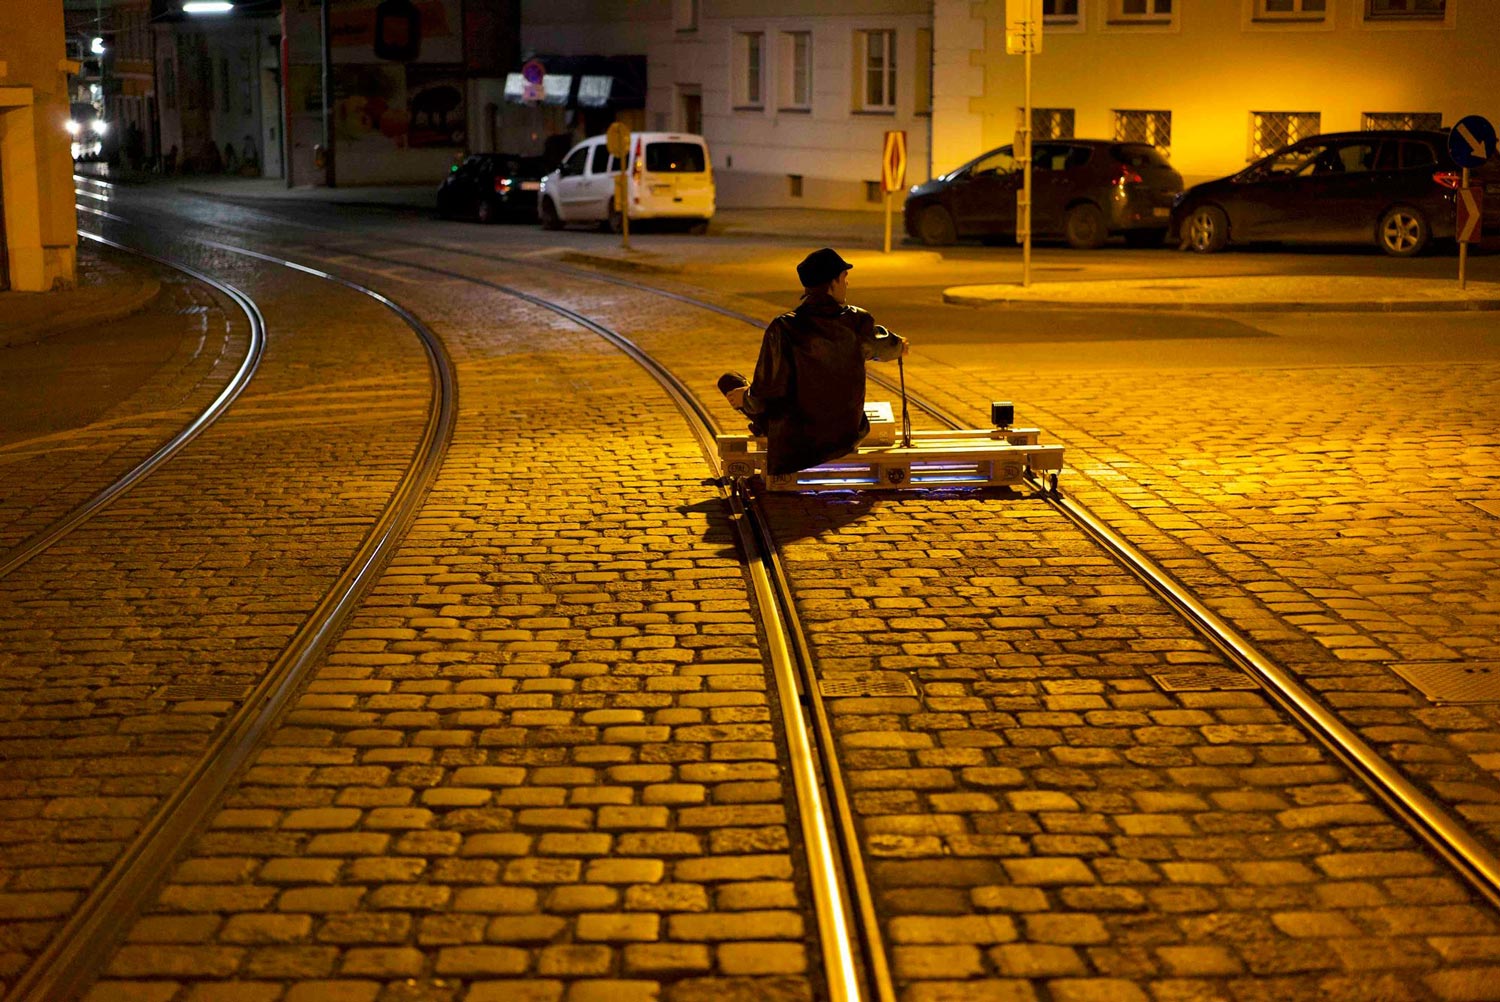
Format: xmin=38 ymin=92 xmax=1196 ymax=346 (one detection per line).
xmin=1021 ymin=23 xmax=1032 ymax=288
xmin=320 ymin=0 xmax=335 ymax=187
xmin=884 ymin=190 xmax=892 ymax=254
xmin=1459 ymin=166 xmax=1470 ymax=290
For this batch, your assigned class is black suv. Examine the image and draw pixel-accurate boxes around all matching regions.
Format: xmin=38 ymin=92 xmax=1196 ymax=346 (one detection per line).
xmin=1172 ymin=130 xmax=1497 ymax=257
xmin=436 ymin=153 xmax=550 ymax=223
xmin=905 ymin=140 xmax=1184 ymax=248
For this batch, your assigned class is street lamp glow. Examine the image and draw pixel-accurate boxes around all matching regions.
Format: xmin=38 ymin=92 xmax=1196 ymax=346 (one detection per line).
xmin=90 ymin=37 xmax=105 ymax=54
xmin=182 ymin=1 xmax=234 ymax=12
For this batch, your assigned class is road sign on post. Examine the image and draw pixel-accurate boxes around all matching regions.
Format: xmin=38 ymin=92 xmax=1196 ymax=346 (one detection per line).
xmin=1449 ymin=116 xmax=1494 ymax=290
xmin=1005 ymin=0 xmax=1042 ymax=287
xmin=1458 ymin=187 xmax=1484 ymax=244
xmin=881 ymin=130 xmax=908 ymax=254
xmin=1450 ymin=115 xmax=1496 ymax=170
xmin=607 ymin=123 xmax=632 ymax=249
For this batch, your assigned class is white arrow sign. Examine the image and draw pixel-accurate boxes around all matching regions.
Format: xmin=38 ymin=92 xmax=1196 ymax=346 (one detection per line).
xmin=1459 ymin=123 xmax=1486 ymax=159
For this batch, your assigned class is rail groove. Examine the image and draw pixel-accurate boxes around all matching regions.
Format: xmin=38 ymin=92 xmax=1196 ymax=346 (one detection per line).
xmin=9 ymin=224 xmax=459 ymax=1002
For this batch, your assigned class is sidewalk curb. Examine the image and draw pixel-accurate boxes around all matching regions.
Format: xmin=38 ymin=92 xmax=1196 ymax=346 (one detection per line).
xmin=557 ymin=250 xmax=684 ymax=275
xmin=941 ymin=289 xmax=1500 ymax=313
xmin=0 ymin=278 xmax=163 ymax=349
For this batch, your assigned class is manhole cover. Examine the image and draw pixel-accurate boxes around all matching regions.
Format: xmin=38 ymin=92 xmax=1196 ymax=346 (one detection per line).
xmin=818 ymin=672 xmax=917 ymax=698
xmin=158 ymin=683 xmax=250 ymax=701
xmin=1391 ymin=662 xmax=1500 ymax=703
xmin=1469 ymin=499 xmax=1500 ymax=519
xmin=1150 ymin=666 xmax=1259 ymax=692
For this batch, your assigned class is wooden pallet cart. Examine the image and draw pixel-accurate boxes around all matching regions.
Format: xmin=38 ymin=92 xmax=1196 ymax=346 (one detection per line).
xmin=718 ymin=399 xmax=1064 ymax=493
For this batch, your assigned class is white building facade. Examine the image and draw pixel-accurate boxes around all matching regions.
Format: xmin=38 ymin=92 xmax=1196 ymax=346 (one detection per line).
xmin=938 ymin=0 xmax=1498 ymax=188
xmin=521 ymin=0 xmax=936 ymax=210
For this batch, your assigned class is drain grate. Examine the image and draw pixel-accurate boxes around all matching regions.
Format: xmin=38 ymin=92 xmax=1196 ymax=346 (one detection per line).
xmin=1150 ymin=666 xmax=1259 ymax=692
xmin=1469 ymin=499 xmax=1500 ymax=519
xmin=818 ymin=672 xmax=917 ymax=699
xmin=158 ymin=683 xmax=251 ymax=701
xmin=1391 ymin=661 xmax=1500 ymax=704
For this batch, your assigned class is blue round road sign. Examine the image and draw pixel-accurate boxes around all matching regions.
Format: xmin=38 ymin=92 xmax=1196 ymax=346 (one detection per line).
xmin=1449 ymin=115 xmax=1497 ymax=169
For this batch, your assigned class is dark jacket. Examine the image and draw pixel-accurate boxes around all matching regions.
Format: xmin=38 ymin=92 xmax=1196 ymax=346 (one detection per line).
xmin=742 ymin=293 xmax=905 ymax=476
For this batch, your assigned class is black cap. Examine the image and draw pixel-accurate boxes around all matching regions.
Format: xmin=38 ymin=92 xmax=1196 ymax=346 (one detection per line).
xmin=796 ymin=247 xmax=853 ymax=288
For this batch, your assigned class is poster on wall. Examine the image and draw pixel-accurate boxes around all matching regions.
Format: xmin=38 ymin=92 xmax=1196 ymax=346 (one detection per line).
xmin=406 ymin=67 xmax=465 ymax=148
xmin=286 ymin=0 xmax=461 ymax=65
xmin=334 ymin=64 xmax=409 ymax=145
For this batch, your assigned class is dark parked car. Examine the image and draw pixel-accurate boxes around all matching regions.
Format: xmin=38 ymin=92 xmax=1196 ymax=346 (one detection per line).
xmin=436 ymin=153 xmax=549 ymax=223
xmin=905 ymin=140 xmax=1184 ymax=248
xmin=1172 ymin=130 xmax=1498 ymax=257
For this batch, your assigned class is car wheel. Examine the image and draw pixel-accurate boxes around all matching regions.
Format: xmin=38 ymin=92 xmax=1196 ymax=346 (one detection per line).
xmin=916 ymin=205 xmax=957 ymax=245
xmin=1123 ymin=228 xmax=1167 ymax=249
xmin=540 ymin=198 xmax=563 ymax=230
xmin=475 ymin=198 xmax=496 ymax=224
xmin=1185 ymin=205 xmax=1229 ymax=253
xmin=1064 ymin=204 xmax=1108 ymax=249
xmin=1378 ymin=205 xmax=1428 ymax=257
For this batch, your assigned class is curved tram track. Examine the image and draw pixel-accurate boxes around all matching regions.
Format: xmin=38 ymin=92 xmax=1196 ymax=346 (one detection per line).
xmin=7 ymin=221 xmax=458 ymax=1002
xmin=60 ymin=177 xmax=1500 ymax=999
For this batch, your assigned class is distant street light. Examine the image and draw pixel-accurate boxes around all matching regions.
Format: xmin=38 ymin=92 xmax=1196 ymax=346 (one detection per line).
xmin=90 ymin=36 xmax=105 ymax=54
xmin=183 ymin=1 xmax=234 ymax=12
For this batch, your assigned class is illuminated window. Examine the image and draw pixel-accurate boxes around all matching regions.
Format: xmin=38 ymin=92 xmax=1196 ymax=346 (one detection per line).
xmin=1045 ymin=0 xmax=1080 ymax=21
xmin=673 ymin=0 xmax=698 ymax=31
xmin=735 ymin=32 xmax=764 ymax=108
xmin=857 ymin=30 xmax=896 ymax=112
xmin=1024 ymin=107 xmax=1075 ymax=140
xmin=1250 ymin=111 xmax=1320 ymax=159
xmin=1366 ymin=0 xmax=1445 ymax=18
xmin=1114 ymin=109 xmax=1171 ymax=152
xmin=1363 ymin=111 xmax=1443 ymax=130
xmin=779 ymin=32 xmax=811 ymax=110
xmin=1257 ymin=0 xmax=1326 ymax=16
xmin=1112 ymin=0 xmax=1172 ymax=21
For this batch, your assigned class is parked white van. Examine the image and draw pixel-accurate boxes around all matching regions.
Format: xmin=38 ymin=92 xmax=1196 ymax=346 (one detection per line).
xmin=539 ymin=132 xmax=714 ymax=233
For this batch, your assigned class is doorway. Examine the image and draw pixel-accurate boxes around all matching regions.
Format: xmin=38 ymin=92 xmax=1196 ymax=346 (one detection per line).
xmin=678 ymin=86 xmax=702 ymax=135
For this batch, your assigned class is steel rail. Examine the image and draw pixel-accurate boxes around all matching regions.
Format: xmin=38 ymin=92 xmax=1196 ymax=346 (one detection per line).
xmin=9 ymin=226 xmax=459 ymax=1002
xmin=0 ymin=230 xmax=265 ymax=580
xmin=267 ymin=227 xmax=1500 ymax=916
xmin=65 ymin=197 xmax=884 ymax=1001
xmin=81 ymin=190 xmax=1500 ymax=969
xmin=863 ymin=378 xmax=1500 ymax=913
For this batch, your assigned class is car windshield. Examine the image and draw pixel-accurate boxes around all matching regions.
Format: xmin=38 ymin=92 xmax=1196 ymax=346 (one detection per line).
xmin=966 ymin=147 xmax=1016 ymax=178
xmin=644 ymin=143 xmax=706 ymax=173
xmin=1112 ymin=144 xmax=1170 ymax=169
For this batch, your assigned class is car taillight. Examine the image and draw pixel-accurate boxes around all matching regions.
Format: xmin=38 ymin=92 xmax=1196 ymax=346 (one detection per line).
xmin=495 ymin=177 xmax=514 ymax=194
xmin=1115 ymin=166 xmax=1144 ymax=186
xmin=1432 ymin=171 xmax=1461 ymax=190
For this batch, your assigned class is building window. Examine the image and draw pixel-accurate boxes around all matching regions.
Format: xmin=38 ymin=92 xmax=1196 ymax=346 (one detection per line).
xmin=1045 ymin=0 xmax=1081 ymax=22
xmin=1111 ymin=0 xmax=1172 ymax=21
xmin=673 ymin=0 xmax=698 ymax=31
xmin=735 ymin=32 xmax=764 ymax=108
xmin=1250 ymin=111 xmax=1320 ymax=159
xmin=1363 ymin=111 xmax=1443 ymax=130
xmin=778 ymin=31 xmax=811 ymax=110
xmin=915 ymin=28 xmax=932 ymax=114
xmin=1366 ymin=0 xmax=1445 ymax=18
xmin=857 ymin=29 xmax=896 ymax=111
xmin=1114 ymin=109 xmax=1171 ymax=152
xmin=1026 ymin=107 xmax=1076 ymax=140
xmin=1256 ymin=0 xmax=1326 ymax=17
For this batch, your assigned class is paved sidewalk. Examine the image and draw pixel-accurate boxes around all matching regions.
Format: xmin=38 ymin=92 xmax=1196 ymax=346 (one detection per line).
xmin=0 ymin=243 xmax=161 ymax=349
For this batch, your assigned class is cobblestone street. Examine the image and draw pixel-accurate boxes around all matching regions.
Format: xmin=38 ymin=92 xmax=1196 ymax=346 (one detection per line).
xmin=3 ymin=181 xmax=1500 ymax=1002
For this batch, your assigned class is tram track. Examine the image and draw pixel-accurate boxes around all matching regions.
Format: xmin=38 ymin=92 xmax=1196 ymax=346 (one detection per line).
xmin=7 ymin=216 xmax=459 ymax=1002
xmin=62 ymin=179 xmax=1500 ymax=997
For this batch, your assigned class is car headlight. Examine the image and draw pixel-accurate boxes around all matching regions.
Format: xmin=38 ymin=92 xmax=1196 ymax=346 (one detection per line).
xmin=66 ymin=120 xmax=81 ymax=135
